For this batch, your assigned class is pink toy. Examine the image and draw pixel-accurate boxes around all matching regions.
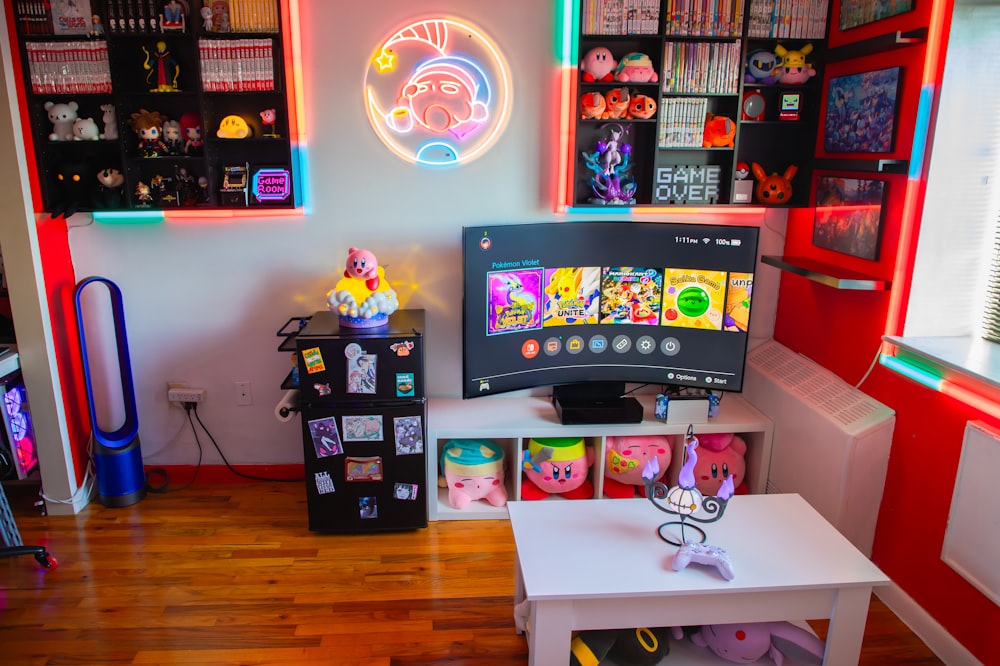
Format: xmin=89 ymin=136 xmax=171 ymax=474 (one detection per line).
xmin=673 ymin=622 xmax=825 ymax=665
xmin=674 ymin=432 xmax=748 ymax=496
xmin=614 ymin=52 xmax=658 ymax=83
xmin=774 ymin=44 xmax=816 ymax=85
xmin=344 ymin=247 xmax=380 ymax=291
xmin=580 ymin=46 xmax=617 ymax=82
xmin=603 ymin=435 xmax=671 ymax=498
xmin=440 ymin=439 xmax=507 ymax=509
xmin=521 ymin=437 xmax=594 ymax=500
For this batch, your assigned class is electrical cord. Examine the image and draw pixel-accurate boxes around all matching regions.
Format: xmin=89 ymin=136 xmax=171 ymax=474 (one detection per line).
xmin=190 ymin=403 xmax=302 ymax=483
xmin=145 ymin=403 xmax=204 ymax=493
xmin=854 ymin=344 xmax=884 ymax=389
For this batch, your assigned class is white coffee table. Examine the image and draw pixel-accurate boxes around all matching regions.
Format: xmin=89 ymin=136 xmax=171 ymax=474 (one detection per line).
xmin=509 ymin=494 xmax=890 ymax=666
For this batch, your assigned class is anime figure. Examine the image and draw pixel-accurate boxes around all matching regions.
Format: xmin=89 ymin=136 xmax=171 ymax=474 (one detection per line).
xmin=211 ymin=0 xmax=230 ymax=31
xmin=128 ymin=108 xmax=167 ymax=157
xmin=200 ymin=6 xmax=213 ymax=31
xmin=161 ymin=0 xmax=185 ymax=30
xmin=142 ymin=40 xmax=180 ymax=92
xmin=99 ymin=103 xmax=118 ymax=140
xmin=134 ymin=180 xmax=153 ymax=206
xmin=180 ymin=111 xmax=202 ymax=155
xmin=93 ymin=167 xmax=125 ymax=209
xmin=162 ymin=119 xmax=182 ymax=155
xmin=89 ymin=14 xmax=104 ymax=37
xmin=260 ymin=108 xmax=278 ymax=137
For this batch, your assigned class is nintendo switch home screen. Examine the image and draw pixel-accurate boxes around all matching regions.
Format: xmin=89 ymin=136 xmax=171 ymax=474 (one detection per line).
xmin=462 ymin=222 xmax=759 ymax=398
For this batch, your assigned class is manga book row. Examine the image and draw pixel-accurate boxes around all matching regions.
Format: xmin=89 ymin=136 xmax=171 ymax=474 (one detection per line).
xmin=657 ymin=96 xmax=708 ymax=148
xmin=661 ymin=39 xmax=742 ymax=94
xmin=198 ymin=38 xmax=275 ymax=91
xmin=23 ymin=40 xmax=112 ymax=94
xmin=581 ymin=0 xmax=744 ymax=37
xmin=746 ymin=0 xmax=830 ymax=39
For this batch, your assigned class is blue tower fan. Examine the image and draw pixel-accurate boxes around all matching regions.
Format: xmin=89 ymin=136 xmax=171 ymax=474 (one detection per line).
xmin=74 ymin=277 xmax=146 ymax=507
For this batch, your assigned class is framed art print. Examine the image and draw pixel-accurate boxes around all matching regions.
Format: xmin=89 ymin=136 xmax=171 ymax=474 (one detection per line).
xmin=839 ymin=0 xmax=914 ymax=31
xmin=823 ymin=67 xmax=901 ymax=154
xmin=813 ymin=176 xmax=887 ymax=261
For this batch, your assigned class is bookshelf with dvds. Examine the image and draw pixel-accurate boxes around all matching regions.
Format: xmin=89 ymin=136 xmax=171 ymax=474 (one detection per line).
xmin=7 ymin=0 xmax=298 ymax=215
xmin=571 ymin=0 xmax=830 ymax=208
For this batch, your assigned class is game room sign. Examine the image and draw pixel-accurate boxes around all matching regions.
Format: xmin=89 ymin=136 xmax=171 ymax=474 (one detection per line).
xmin=654 ymin=164 xmax=722 ymax=204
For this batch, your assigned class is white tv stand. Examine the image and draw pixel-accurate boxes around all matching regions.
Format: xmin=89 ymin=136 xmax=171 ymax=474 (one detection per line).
xmin=426 ymin=393 xmax=774 ymax=521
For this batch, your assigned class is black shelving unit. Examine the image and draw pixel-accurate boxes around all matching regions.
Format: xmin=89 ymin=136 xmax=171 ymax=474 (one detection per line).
xmin=571 ymin=0 xmax=831 ymax=208
xmin=10 ymin=0 xmax=298 ymax=215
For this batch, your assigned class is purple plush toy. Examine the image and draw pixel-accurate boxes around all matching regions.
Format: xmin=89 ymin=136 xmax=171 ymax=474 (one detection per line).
xmin=672 ymin=622 xmax=825 ymax=665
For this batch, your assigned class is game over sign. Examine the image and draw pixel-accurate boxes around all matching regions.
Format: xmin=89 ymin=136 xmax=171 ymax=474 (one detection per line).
xmin=654 ymin=165 xmax=722 ymax=204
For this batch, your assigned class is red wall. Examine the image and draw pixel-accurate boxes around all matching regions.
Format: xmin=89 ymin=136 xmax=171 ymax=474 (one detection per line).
xmin=774 ymin=1 xmax=999 ymax=662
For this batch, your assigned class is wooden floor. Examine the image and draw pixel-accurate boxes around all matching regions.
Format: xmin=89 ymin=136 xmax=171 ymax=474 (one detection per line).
xmin=2 ymin=482 xmax=944 ymax=665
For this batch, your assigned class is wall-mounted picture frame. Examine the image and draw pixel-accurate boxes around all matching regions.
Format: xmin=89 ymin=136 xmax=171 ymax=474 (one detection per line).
xmin=823 ymin=66 xmax=901 ymax=154
xmin=839 ymin=0 xmax=915 ymax=31
xmin=813 ymin=176 xmax=887 ymax=261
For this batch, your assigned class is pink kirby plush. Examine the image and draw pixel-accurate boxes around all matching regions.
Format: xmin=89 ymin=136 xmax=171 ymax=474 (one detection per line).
xmin=614 ymin=52 xmax=658 ymax=83
xmin=603 ymin=435 xmax=671 ymax=499
xmin=580 ymin=46 xmax=617 ymax=82
xmin=686 ymin=432 xmax=748 ymax=496
xmin=521 ymin=437 xmax=594 ymax=500
xmin=440 ymin=439 xmax=507 ymax=509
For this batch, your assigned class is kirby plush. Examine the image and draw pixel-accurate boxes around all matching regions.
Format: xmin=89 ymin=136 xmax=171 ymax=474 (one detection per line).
xmin=603 ymin=435 xmax=671 ymax=498
xmin=440 ymin=439 xmax=507 ymax=509
xmin=344 ymin=247 xmax=380 ymax=291
xmin=614 ymin=52 xmax=658 ymax=83
xmin=580 ymin=46 xmax=617 ymax=82
xmin=685 ymin=432 xmax=748 ymax=496
xmin=521 ymin=437 xmax=594 ymax=500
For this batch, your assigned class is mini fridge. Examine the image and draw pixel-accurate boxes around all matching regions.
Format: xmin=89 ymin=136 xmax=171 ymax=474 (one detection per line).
xmin=296 ymin=309 xmax=427 ymax=532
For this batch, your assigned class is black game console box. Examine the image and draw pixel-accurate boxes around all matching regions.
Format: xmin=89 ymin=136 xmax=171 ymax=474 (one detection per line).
xmin=551 ymin=382 xmax=644 ymax=425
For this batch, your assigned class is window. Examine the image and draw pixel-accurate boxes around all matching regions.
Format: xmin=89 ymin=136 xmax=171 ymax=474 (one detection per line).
xmin=890 ymin=1 xmax=1000 ymax=395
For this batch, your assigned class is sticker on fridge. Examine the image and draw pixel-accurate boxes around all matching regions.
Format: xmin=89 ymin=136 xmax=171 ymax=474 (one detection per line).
xmin=345 ymin=456 xmax=383 ymax=481
xmin=395 ymin=372 xmax=415 ymax=397
xmin=315 ymin=471 xmax=336 ymax=495
xmin=301 ymin=346 xmax=326 ymax=374
xmin=359 ymin=496 xmax=379 ymax=519
xmin=393 ymin=415 xmax=424 ymax=455
xmin=307 ymin=416 xmax=343 ymax=458
xmin=394 ymin=483 xmax=419 ymax=501
xmin=346 ymin=348 xmax=377 ymax=394
xmin=343 ymin=415 xmax=383 ymax=442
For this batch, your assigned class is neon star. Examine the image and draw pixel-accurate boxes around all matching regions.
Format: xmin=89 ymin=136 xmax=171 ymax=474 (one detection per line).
xmin=374 ymin=48 xmax=396 ymax=72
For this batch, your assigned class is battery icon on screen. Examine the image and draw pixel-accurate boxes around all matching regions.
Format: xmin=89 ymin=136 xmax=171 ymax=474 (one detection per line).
xmin=731 ymin=239 xmax=742 ymax=246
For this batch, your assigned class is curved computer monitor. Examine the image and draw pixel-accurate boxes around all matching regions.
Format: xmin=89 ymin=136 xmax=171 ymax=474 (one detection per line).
xmin=462 ymin=221 xmax=759 ymax=404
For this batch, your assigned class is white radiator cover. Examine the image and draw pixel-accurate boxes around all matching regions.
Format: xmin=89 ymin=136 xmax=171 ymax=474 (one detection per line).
xmin=743 ymin=340 xmax=896 ymax=556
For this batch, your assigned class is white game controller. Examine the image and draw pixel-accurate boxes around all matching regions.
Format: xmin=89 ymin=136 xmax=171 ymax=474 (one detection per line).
xmin=672 ymin=541 xmax=735 ymax=580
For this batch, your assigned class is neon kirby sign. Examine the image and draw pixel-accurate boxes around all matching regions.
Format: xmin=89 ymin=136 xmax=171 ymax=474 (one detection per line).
xmin=364 ymin=17 xmax=512 ymax=167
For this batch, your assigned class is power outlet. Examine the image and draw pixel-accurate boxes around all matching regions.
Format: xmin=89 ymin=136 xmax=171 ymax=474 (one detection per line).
xmin=167 ymin=387 xmax=206 ymax=404
xmin=235 ymin=380 xmax=253 ymax=406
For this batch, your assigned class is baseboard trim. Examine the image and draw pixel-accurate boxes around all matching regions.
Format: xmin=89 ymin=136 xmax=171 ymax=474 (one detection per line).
xmin=875 ymin=583 xmax=982 ymax=665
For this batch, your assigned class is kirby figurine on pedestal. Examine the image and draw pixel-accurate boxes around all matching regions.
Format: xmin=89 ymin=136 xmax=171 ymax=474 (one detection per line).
xmin=440 ymin=439 xmax=507 ymax=510
xmin=521 ymin=437 xmax=594 ymax=500
xmin=327 ymin=247 xmax=400 ymax=328
xmin=603 ymin=434 xmax=672 ymax=498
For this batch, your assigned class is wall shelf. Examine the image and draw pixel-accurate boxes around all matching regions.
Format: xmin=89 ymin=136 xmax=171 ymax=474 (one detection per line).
xmin=827 ymin=28 xmax=928 ymax=63
xmin=761 ymin=255 xmax=891 ymax=290
xmin=813 ymin=158 xmax=909 ymax=174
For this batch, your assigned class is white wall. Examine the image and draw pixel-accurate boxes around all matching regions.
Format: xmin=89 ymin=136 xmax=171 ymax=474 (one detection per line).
xmin=62 ymin=0 xmax=785 ymax=466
